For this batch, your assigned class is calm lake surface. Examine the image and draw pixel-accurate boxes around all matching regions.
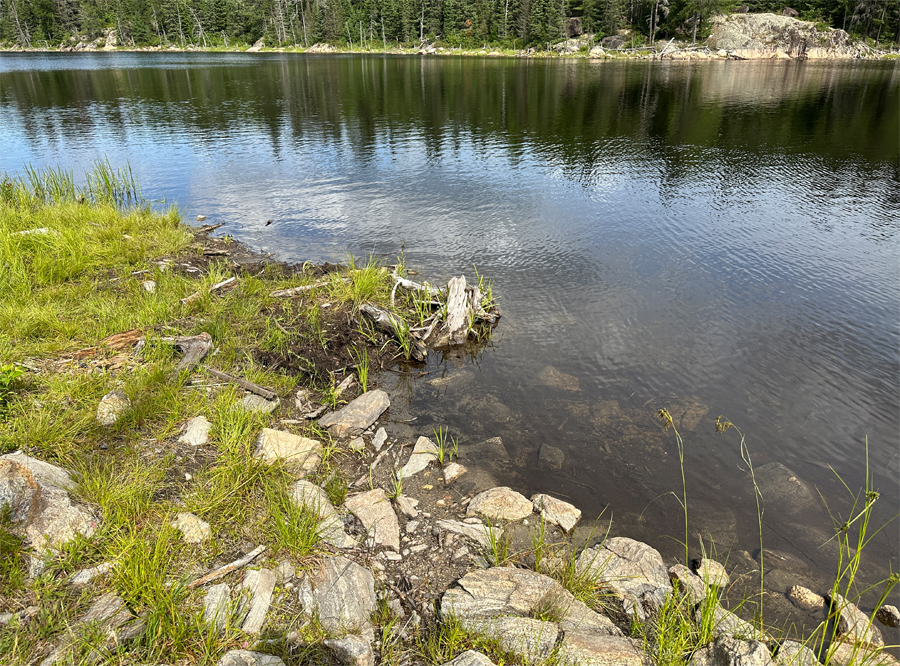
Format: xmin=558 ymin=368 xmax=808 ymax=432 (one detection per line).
xmin=2 ymin=53 xmax=898 ymax=609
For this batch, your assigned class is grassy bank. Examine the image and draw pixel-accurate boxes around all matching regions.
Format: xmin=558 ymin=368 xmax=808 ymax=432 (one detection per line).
xmin=0 ymin=166 xmax=896 ymax=666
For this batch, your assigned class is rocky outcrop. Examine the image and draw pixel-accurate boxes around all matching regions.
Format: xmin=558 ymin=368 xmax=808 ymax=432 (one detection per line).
xmin=708 ymin=13 xmax=865 ymax=59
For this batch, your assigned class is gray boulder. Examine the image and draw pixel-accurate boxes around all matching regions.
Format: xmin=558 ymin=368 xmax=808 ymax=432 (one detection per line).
xmin=440 ymin=652 xmax=497 ymax=666
xmin=467 ymin=487 xmax=533 ymax=522
xmin=772 ymin=641 xmax=817 ymax=666
xmin=825 ymin=591 xmax=883 ymax=647
xmin=319 ymin=390 xmax=390 ymax=438
xmin=559 ymin=633 xmax=649 ymax=666
xmin=576 ymin=537 xmax=671 ymax=619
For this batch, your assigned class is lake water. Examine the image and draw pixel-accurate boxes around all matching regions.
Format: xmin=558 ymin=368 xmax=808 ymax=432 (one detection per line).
xmin=2 ymin=53 xmax=898 ymax=616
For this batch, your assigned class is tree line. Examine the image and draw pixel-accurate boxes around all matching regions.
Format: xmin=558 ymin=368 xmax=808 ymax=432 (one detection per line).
xmin=1 ymin=0 xmax=896 ymax=51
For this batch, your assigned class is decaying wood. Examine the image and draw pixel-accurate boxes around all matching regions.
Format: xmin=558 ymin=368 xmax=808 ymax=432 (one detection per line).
xmin=333 ymin=374 xmax=355 ymax=398
xmin=186 ymin=545 xmax=265 ymax=589
xmin=360 ymin=304 xmax=427 ymax=361
xmin=203 ymin=249 xmax=229 ymax=256
xmin=430 ymin=276 xmax=469 ymax=347
xmin=160 ymin=332 xmax=214 ymax=372
xmin=197 ymin=222 xmax=226 ymax=233
xmin=204 ymin=368 xmax=277 ymax=401
xmin=180 ymin=276 xmax=237 ymax=304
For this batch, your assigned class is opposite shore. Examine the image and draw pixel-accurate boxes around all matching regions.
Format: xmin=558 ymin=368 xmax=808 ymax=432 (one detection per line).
xmin=2 ymin=12 xmax=897 ymax=61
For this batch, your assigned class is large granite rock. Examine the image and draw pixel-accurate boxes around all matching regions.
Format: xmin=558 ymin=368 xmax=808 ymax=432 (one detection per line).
xmin=826 ymin=641 xmax=899 ymax=666
xmin=826 ymin=591 xmax=883 ymax=647
xmin=0 ymin=453 xmax=97 ymax=553
xmin=441 ymin=567 xmax=620 ymax=638
xmin=397 ymin=436 xmax=439 ymax=479
xmin=532 ymin=493 xmax=581 ymax=533
xmin=558 ymin=633 xmax=649 ymax=666
xmin=344 ymin=488 xmax=400 ymax=551
xmin=475 ymin=616 xmax=558 ymax=664
xmin=325 ymin=634 xmax=376 ymax=666
xmin=319 ymin=390 xmax=390 ymax=438
xmin=689 ymin=636 xmax=774 ymax=666
xmin=254 ymin=428 xmax=322 ymax=475
xmin=752 ymin=463 xmax=821 ymax=521
xmin=467 ymin=487 xmax=533 ymax=522
xmin=296 ymin=556 xmax=376 ymax=636
xmin=707 ymin=13 xmax=861 ymax=58
xmin=669 ymin=564 xmax=708 ymax=604
xmin=700 ymin=605 xmax=760 ymax=640
xmin=576 ymin=537 xmax=671 ymax=619
xmin=772 ymin=641 xmax=817 ymax=666
xmin=289 ymin=480 xmax=356 ymax=549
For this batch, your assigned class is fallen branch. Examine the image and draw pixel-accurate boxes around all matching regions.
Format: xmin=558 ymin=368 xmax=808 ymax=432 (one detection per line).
xmin=186 ymin=545 xmax=265 ymax=589
xmin=180 ymin=276 xmax=237 ymax=304
xmin=360 ymin=304 xmax=427 ymax=361
xmin=204 ymin=368 xmax=277 ymax=401
xmin=197 ymin=222 xmax=226 ymax=233
xmin=269 ymin=280 xmax=330 ymax=298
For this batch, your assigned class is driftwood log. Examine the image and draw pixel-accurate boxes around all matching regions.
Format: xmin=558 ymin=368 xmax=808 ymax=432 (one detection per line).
xmin=360 ymin=304 xmax=428 ymax=361
xmin=160 ymin=333 xmax=213 ymax=372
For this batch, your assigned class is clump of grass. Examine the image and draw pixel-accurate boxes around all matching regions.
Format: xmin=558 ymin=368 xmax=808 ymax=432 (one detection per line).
xmin=0 ymin=505 xmax=26 ymax=595
xmin=386 ymin=470 xmax=404 ymax=500
xmin=432 ymin=426 xmax=458 ymax=465
xmin=0 ymin=363 xmax=24 ymax=415
xmin=350 ymin=344 xmax=369 ymax=392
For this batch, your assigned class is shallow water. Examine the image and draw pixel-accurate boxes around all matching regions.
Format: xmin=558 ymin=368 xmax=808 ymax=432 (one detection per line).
xmin=2 ymin=53 xmax=898 ymax=609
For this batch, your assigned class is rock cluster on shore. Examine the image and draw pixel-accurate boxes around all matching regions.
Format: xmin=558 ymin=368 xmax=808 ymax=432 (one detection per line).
xmin=1 ymin=385 xmax=897 ymax=666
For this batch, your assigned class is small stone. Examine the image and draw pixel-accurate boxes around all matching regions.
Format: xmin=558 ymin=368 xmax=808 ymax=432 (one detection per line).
xmin=382 ymin=551 xmax=403 ymax=561
xmin=216 ymin=650 xmax=286 ymax=666
xmin=394 ymin=495 xmax=419 ymax=518
xmin=443 ymin=462 xmax=467 ymax=483
xmin=179 ymin=416 xmax=212 ymax=447
xmin=97 ymin=390 xmax=130 ymax=426
xmin=238 ymin=394 xmax=279 ymax=413
xmin=787 ymin=585 xmax=825 ymax=612
xmin=452 ymin=546 xmax=470 ymax=560
xmin=398 ymin=437 xmax=439 ymax=479
xmin=372 ymin=427 xmax=388 ymax=452
xmin=171 ymin=512 xmax=211 ymax=544
xmin=406 ymin=520 xmax=420 ymax=534
xmin=538 ymin=443 xmax=565 ymax=470
xmin=435 ymin=519 xmax=501 ymax=548
xmin=531 ymin=493 xmax=581 ymax=533
xmin=467 ymin=487 xmax=533 ymax=522
xmin=276 ymin=559 xmax=294 ymax=583
xmin=410 ymin=544 xmax=428 ymax=553
xmin=773 ymin=640 xmax=818 ymax=666
xmin=70 ymin=561 xmax=115 ymax=585
xmin=669 ymin=564 xmax=707 ymax=604
xmin=325 ymin=634 xmax=375 ymax=666
xmin=349 ymin=437 xmax=366 ymax=452
xmin=694 ymin=557 xmax=729 ymax=587
xmin=289 ymin=480 xmax=356 ymax=549
xmin=196 ymin=215 xmax=207 ymax=222
xmin=345 ymin=488 xmax=401 ymax=551
xmin=141 ymin=280 xmax=157 ymax=293
xmin=876 ymin=604 xmax=900 ymax=628
xmin=204 ymin=583 xmax=232 ymax=632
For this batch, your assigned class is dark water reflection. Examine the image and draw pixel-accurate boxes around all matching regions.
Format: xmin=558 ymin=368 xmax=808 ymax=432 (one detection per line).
xmin=2 ymin=53 xmax=898 ymax=615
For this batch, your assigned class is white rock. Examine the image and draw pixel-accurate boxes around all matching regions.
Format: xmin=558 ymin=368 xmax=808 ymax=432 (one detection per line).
xmin=97 ymin=390 xmax=130 ymax=426
xmin=467 ymin=487 xmax=533 ymax=522
xmin=443 ymin=462 xmax=467 ymax=483
xmin=172 ymin=512 xmax=211 ymax=544
xmin=397 ymin=437 xmax=439 ymax=479
xmin=349 ymin=437 xmax=366 ymax=452
xmin=70 ymin=561 xmax=115 ymax=585
xmin=216 ymin=650 xmax=286 ymax=666
xmin=372 ymin=427 xmax=388 ymax=452
xmin=435 ymin=519 xmax=502 ymax=548
xmin=325 ymin=634 xmax=375 ymax=666
xmin=318 ymin=390 xmax=390 ymax=438
xmin=204 ymin=583 xmax=232 ymax=631
xmin=695 ymin=557 xmax=729 ymax=587
xmin=787 ymin=585 xmax=825 ymax=612
xmin=237 ymin=394 xmax=280 ymax=413
xmin=142 ymin=280 xmax=157 ymax=293
xmin=289 ymin=480 xmax=356 ymax=549
xmin=179 ymin=416 xmax=212 ymax=447
xmin=406 ymin=520 xmax=420 ymax=534
xmin=532 ymin=493 xmax=581 ymax=533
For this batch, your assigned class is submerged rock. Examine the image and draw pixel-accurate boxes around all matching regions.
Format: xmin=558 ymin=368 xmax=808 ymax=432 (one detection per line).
xmin=787 ymin=585 xmax=824 ymax=612
xmin=876 ymin=604 xmax=900 ymax=628
xmin=538 ymin=443 xmax=565 ymax=470
xmin=539 ymin=365 xmax=580 ymax=391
